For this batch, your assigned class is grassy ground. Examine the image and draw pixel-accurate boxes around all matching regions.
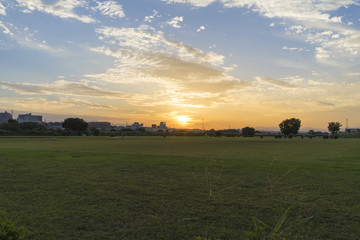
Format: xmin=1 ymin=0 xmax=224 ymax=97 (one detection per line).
xmin=0 ymin=136 xmax=359 ymax=239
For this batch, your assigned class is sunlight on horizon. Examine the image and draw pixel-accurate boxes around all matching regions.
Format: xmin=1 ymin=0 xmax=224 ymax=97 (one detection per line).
xmin=176 ymin=115 xmax=192 ymax=125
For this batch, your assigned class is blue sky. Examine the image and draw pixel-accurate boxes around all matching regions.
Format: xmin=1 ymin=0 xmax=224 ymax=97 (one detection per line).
xmin=0 ymin=0 xmax=359 ymax=129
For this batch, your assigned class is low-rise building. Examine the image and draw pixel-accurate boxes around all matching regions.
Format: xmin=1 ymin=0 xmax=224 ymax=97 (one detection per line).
xmin=88 ymin=122 xmax=111 ymax=131
xmin=129 ymin=122 xmax=144 ymax=130
xmin=46 ymin=122 xmax=64 ymax=130
xmin=345 ymin=128 xmax=360 ymax=133
xmin=159 ymin=122 xmax=167 ymax=130
xmin=0 ymin=111 xmax=12 ymax=123
xmin=17 ymin=113 xmax=42 ymax=124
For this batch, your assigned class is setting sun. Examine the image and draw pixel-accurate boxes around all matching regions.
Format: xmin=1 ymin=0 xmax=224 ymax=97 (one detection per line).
xmin=177 ymin=115 xmax=191 ymax=124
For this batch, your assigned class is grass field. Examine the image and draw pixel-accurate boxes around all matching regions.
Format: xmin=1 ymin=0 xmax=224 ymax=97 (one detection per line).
xmin=0 ymin=136 xmax=360 ymax=239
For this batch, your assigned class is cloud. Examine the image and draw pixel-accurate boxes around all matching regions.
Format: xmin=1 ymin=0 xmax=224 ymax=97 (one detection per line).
xmin=16 ymin=0 xmax=95 ymax=23
xmin=144 ymin=10 xmax=160 ymax=23
xmin=89 ymin=47 xmax=248 ymax=92
xmin=60 ymin=98 xmax=116 ymax=109
xmin=87 ymin=46 xmax=251 ymax=108
xmin=282 ymin=46 xmax=303 ymax=52
xmin=0 ymin=21 xmax=13 ymax=36
xmin=0 ymin=80 xmax=132 ymax=99
xmin=161 ymin=0 xmax=216 ymax=7
xmin=0 ymin=22 xmax=62 ymax=52
xmin=256 ymin=76 xmax=298 ymax=88
xmin=95 ymin=25 xmax=225 ymax=66
xmin=0 ymin=2 xmax=6 ymax=15
xmin=197 ymin=25 xmax=205 ymax=32
xmin=94 ymin=1 xmax=125 ymax=18
xmin=161 ymin=0 xmax=360 ymax=64
xmin=315 ymin=101 xmax=335 ymax=107
xmin=167 ymin=16 xmax=184 ymax=28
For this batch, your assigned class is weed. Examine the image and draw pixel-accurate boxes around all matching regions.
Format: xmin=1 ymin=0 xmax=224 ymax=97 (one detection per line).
xmin=0 ymin=211 xmax=24 ymax=240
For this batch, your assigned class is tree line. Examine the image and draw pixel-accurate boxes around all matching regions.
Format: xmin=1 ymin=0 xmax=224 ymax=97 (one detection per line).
xmin=0 ymin=117 xmax=345 ymax=138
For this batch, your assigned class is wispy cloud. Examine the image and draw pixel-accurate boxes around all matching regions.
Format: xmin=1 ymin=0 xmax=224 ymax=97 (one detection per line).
xmin=162 ymin=0 xmax=360 ymax=64
xmin=144 ymin=10 xmax=160 ymax=23
xmin=95 ymin=25 xmax=225 ymax=66
xmin=16 ymin=0 xmax=95 ymax=23
xmin=0 ymin=2 xmax=6 ymax=15
xmin=0 ymin=80 xmax=132 ymax=99
xmin=197 ymin=25 xmax=205 ymax=32
xmin=0 ymin=20 xmax=13 ymax=36
xmin=60 ymin=98 xmax=116 ymax=109
xmin=94 ymin=1 xmax=125 ymax=18
xmin=256 ymin=76 xmax=298 ymax=88
xmin=167 ymin=16 xmax=183 ymax=28
xmin=0 ymin=22 xmax=62 ymax=52
xmin=162 ymin=0 xmax=216 ymax=7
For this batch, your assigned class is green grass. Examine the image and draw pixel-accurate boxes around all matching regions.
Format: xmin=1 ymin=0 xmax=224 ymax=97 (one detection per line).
xmin=0 ymin=136 xmax=360 ymax=239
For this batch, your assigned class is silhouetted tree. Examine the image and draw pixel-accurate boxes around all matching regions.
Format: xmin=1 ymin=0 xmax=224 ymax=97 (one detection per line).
xmin=328 ymin=122 xmax=342 ymax=138
xmin=242 ymin=126 xmax=255 ymax=137
xmin=62 ymin=118 xmax=88 ymax=135
xmin=279 ymin=118 xmax=301 ymax=136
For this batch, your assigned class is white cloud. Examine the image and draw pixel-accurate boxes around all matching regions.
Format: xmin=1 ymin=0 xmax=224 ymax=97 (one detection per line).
xmin=256 ymin=76 xmax=298 ymax=88
xmin=269 ymin=23 xmax=275 ymax=27
xmin=0 ymin=2 xmax=6 ymax=15
xmin=0 ymin=80 xmax=132 ymax=99
xmin=0 ymin=21 xmax=13 ymax=36
xmin=288 ymin=25 xmax=306 ymax=34
xmin=16 ymin=0 xmax=95 ymax=23
xmin=144 ymin=10 xmax=160 ymax=23
xmin=60 ymin=98 xmax=116 ymax=109
xmin=162 ymin=0 xmax=360 ymax=64
xmin=282 ymin=46 xmax=304 ymax=52
xmin=162 ymin=0 xmax=216 ymax=7
xmin=167 ymin=16 xmax=184 ymax=28
xmin=95 ymin=1 xmax=125 ymax=18
xmin=197 ymin=25 xmax=205 ymax=32
xmin=95 ymin=25 xmax=225 ymax=66
xmin=0 ymin=22 xmax=62 ymax=52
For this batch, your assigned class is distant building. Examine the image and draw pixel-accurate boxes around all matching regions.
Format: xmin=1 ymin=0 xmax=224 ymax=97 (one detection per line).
xmin=159 ymin=122 xmax=167 ymax=130
xmin=0 ymin=111 xmax=12 ymax=123
xmin=129 ymin=122 xmax=144 ymax=130
xmin=46 ymin=122 xmax=64 ymax=130
xmin=345 ymin=128 xmax=360 ymax=133
xmin=17 ymin=113 xmax=42 ymax=124
xmin=88 ymin=122 xmax=111 ymax=131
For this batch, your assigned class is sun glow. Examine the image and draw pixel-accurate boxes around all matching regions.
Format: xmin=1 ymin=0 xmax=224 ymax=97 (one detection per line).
xmin=177 ymin=115 xmax=191 ymax=124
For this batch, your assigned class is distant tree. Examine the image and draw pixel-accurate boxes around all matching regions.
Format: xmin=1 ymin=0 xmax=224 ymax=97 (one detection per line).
xmin=328 ymin=122 xmax=342 ymax=137
xmin=207 ymin=129 xmax=216 ymax=136
xmin=242 ymin=126 xmax=255 ymax=137
xmin=7 ymin=119 xmax=17 ymax=123
xmin=62 ymin=118 xmax=88 ymax=135
xmin=215 ymin=130 xmax=223 ymax=137
xmin=89 ymin=127 xmax=100 ymax=136
xmin=279 ymin=118 xmax=301 ymax=136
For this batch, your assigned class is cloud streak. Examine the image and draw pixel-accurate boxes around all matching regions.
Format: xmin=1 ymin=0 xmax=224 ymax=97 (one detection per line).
xmin=94 ymin=1 xmax=125 ymax=18
xmin=16 ymin=0 xmax=95 ymax=23
xmin=0 ymin=80 xmax=132 ymax=99
xmin=167 ymin=16 xmax=184 ymax=28
xmin=256 ymin=76 xmax=298 ymax=88
xmin=0 ymin=2 xmax=6 ymax=15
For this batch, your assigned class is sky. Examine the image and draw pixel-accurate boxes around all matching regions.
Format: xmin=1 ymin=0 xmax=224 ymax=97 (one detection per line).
xmin=0 ymin=0 xmax=359 ymax=130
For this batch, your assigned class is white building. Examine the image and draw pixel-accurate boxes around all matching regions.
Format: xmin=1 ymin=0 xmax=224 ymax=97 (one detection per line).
xmin=0 ymin=111 xmax=12 ymax=123
xmin=17 ymin=113 xmax=42 ymax=124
